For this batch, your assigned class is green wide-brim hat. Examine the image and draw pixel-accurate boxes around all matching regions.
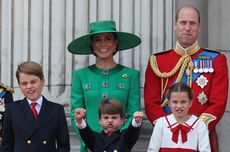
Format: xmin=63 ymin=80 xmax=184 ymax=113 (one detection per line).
xmin=67 ymin=20 xmax=141 ymax=54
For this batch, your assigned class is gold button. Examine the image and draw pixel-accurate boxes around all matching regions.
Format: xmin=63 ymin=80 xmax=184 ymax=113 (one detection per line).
xmin=43 ymin=140 xmax=47 ymax=144
xmin=27 ymin=140 xmax=32 ymax=144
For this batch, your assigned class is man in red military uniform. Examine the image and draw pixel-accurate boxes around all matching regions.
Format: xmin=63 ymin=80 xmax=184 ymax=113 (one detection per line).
xmin=0 ymin=83 xmax=13 ymax=150
xmin=144 ymin=5 xmax=228 ymax=152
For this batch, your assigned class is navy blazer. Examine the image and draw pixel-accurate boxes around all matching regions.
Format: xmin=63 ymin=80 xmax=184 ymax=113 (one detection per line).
xmin=1 ymin=97 xmax=70 ymax=152
xmin=79 ymin=122 xmax=141 ymax=152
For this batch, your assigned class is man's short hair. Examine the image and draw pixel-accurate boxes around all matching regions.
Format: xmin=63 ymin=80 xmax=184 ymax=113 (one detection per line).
xmin=175 ymin=5 xmax=201 ymax=23
xmin=16 ymin=61 xmax=44 ymax=82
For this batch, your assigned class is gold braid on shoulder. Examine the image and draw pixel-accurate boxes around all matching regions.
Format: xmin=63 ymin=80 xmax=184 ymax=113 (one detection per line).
xmin=150 ymin=54 xmax=194 ymax=107
xmin=0 ymin=82 xmax=14 ymax=93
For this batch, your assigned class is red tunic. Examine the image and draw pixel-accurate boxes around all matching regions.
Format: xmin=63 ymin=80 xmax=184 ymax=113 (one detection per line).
xmin=144 ymin=48 xmax=228 ymax=131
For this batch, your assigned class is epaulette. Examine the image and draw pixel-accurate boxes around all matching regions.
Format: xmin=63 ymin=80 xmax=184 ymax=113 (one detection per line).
xmin=153 ymin=49 xmax=173 ymax=56
xmin=202 ymin=48 xmax=221 ymax=54
xmin=0 ymin=83 xmax=14 ymax=93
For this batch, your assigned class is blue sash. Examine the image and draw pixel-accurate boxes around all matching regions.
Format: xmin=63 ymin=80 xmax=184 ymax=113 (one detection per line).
xmin=163 ymin=50 xmax=219 ymax=113
xmin=0 ymin=90 xmax=6 ymax=98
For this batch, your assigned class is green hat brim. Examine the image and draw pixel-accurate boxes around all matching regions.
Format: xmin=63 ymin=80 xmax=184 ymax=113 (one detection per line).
xmin=68 ymin=31 xmax=141 ymax=55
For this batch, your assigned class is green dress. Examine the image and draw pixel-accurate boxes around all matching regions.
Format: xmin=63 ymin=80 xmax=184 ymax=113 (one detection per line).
xmin=70 ymin=64 xmax=140 ymax=152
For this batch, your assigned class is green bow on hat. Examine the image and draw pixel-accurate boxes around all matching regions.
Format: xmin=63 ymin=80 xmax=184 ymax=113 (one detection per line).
xmin=67 ymin=20 xmax=141 ymax=54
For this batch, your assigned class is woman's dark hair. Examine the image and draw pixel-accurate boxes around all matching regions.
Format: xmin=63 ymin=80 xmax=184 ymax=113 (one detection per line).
xmin=167 ymin=82 xmax=194 ymax=101
xmin=98 ymin=98 xmax=123 ymax=118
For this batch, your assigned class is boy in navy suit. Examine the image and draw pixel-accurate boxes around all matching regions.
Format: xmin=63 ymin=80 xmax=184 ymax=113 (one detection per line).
xmin=75 ymin=98 xmax=143 ymax=152
xmin=2 ymin=61 xmax=70 ymax=152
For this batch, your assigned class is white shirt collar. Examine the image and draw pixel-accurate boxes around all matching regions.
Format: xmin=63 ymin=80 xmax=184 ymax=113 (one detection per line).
xmin=27 ymin=96 xmax=43 ymax=106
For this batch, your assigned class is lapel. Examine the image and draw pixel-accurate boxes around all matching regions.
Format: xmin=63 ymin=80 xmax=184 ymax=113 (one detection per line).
xmin=21 ymin=96 xmax=51 ymax=137
xmin=31 ymin=97 xmax=50 ymax=132
xmin=20 ymin=98 xmax=35 ymax=125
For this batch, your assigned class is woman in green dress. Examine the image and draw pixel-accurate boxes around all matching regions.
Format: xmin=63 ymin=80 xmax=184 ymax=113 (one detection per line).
xmin=68 ymin=20 xmax=141 ymax=152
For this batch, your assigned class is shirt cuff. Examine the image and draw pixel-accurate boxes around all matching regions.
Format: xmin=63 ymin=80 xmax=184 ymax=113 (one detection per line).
xmin=75 ymin=119 xmax=87 ymax=129
xmin=132 ymin=119 xmax=141 ymax=128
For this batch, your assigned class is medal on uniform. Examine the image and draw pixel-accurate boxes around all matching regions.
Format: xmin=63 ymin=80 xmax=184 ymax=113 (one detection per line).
xmin=208 ymin=60 xmax=214 ymax=73
xmin=196 ymin=75 xmax=208 ymax=89
xmin=197 ymin=91 xmax=208 ymax=105
xmin=203 ymin=60 xmax=209 ymax=73
xmin=198 ymin=60 xmax=203 ymax=73
xmin=193 ymin=61 xmax=199 ymax=73
xmin=0 ymin=98 xmax=5 ymax=112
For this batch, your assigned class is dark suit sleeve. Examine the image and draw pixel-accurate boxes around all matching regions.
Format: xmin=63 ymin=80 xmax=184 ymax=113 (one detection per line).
xmin=123 ymin=121 xmax=141 ymax=150
xmin=1 ymin=104 xmax=14 ymax=152
xmin=56 ymin=106 xmax=70 ymax=152
xmin=79 ymin=125 xmax=95 ymax=151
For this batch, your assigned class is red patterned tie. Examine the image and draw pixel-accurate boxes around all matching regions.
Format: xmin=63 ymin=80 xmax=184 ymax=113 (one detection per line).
xmin=107 ymin=131 xmax=113 ymax=136
xmin=31 ymin=102 xmax=38 ymax=119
